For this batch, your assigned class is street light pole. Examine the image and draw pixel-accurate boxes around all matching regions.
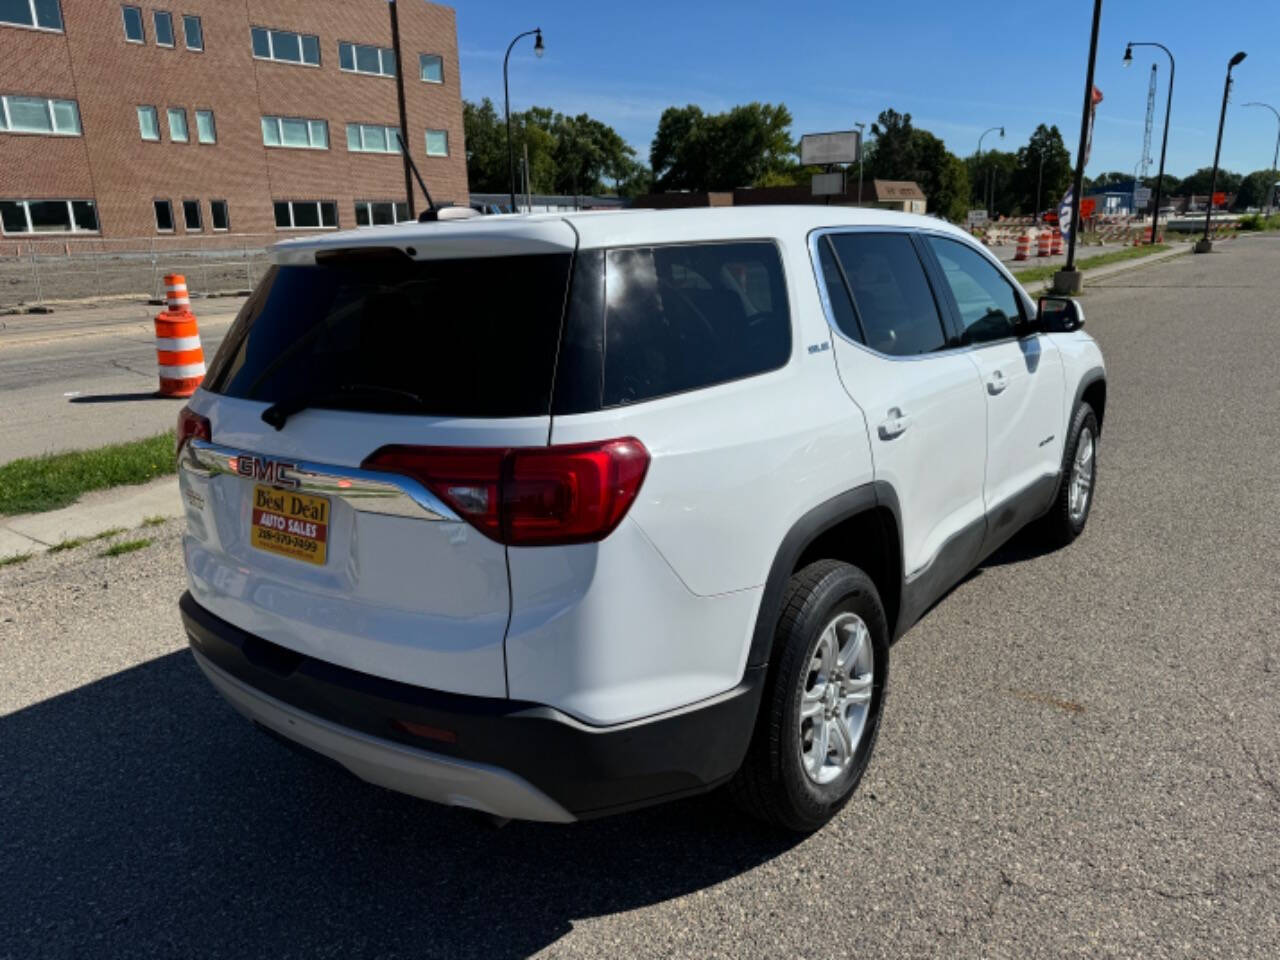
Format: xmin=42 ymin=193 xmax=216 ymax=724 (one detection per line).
xmin=854 ymin=121 xmax=866 ymax=206
xmin=1053 ymin=0 xmax=1103 ymax=294
xmin=388 ymin=0 xmax=414 ymax=218
xmin=976 ymin=126 xmax=1004 ymax=217
xmin=1243 ymin=102 xmax=1280 ymax=216
xmin=503 ymin=27 xmax=543 ymax=212
xmin=1035 ymin=151 xmax=1045 ymax=222
xmin=1196 ymin=51 xmax=1247 ymax=253
xmin=1125 ymin=42 xmax=1175 ymax=244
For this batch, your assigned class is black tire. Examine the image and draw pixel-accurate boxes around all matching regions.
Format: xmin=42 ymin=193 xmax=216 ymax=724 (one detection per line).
xmin=1039 ymin=402 xmax=1099 ymax=548
xmin=729 ymin=560 xmax=889 ymax=832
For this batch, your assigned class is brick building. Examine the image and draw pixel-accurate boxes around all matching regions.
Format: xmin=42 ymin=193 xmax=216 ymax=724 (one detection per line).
xmin=0 ymin=0 xmax=468 ymax=240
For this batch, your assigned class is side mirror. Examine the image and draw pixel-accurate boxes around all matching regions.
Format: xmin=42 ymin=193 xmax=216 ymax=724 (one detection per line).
xmin=1036 ymin=296 xmax=1085 ymax=333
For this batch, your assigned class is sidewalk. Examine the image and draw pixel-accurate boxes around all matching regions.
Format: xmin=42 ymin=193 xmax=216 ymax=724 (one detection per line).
xmin=1 ymin=476 xmax=181 ymax=562
xmin=0 ymin=295 xmax=246 ymax=349
xmin=1016 ymin=241 xmax=1194 ymax=293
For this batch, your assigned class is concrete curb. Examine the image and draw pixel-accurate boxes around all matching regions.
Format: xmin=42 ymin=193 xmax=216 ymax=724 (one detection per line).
xmin=0 ymin=477 xmax=182 ymax=562
xmin=1017 ymin=243 xmax=1194 ymax=294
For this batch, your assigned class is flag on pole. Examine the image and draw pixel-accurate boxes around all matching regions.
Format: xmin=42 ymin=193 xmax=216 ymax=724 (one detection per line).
xmin=1083 ymin=86 xmax=1104 ymax=167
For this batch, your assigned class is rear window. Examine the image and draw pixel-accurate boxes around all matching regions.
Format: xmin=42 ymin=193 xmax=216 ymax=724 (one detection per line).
xmin=204 ymin=253 xmax=573 ymax=418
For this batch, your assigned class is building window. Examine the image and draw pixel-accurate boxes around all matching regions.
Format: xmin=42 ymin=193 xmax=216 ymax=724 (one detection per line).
xmin=153 ymin=10 xmax=173 ymax=46
xmin=419 ymin=54 xmax=443 ymax=83
xmin=339 ymin=41 xmax=395 ymax=77
xmin=0 ymin=95 xmax=81 ymax=136
xmin=251 ymin=26 xmax=320 ymax=66
xmin=274 ymin=200 xmax=337 ymax=230
xmin=0 ymin=0 xmax=62 ymax=30
xmin=261 ymin=115 xmax=327 ymax=149
xmin=210 ymin=199 xmax=228 ymax=231
xmin=137 ymin=104 xmax=159 ymax=141
xmin=154 ymin=199 xmax=173 ymax=231
xmin=345 ymin=122 xmax=402 ymax=154
xmin=182 ymin=14 xmax=201 ymax=50
xmin=182 ymin=199 xmax=201 ymax=231
xmin=121 ymin=5 xmax=143 ymax=42
xmin=0 ymin=198 xmax=97 ymax=234
xmin=167 ymin=107 xmax=187 ymax=142
xmin=425 ymin=129 xmax=448 ymax=157
xmin=195 ymin=109 xmax=215 ymax=144
xmin=354 ymin=200 xmax=411 ymax=226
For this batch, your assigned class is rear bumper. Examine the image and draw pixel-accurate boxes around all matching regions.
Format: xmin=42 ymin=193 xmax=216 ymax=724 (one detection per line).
xmin=180 ymin=592 xmax=764 ymax=821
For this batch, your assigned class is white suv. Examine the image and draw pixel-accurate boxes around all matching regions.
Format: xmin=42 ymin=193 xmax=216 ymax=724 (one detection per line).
xmin=177 ymin=206 xmax=1105 ymax=832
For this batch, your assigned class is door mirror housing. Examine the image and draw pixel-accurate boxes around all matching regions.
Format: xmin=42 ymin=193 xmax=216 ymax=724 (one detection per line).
xmin=1036 ymin=296 xmax=1085 ymax=333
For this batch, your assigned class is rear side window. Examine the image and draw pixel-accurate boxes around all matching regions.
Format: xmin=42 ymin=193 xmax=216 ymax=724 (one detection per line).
xmin=822 ymin=233 xmax=948 ymax=357
xmin=597 ymin=242 xmax=789 ymax=407
xmin=204 ymin=253 xmax=572 ymax=418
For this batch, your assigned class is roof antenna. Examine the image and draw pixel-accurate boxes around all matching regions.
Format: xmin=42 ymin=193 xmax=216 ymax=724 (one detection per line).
xmin=397 ymin=134 xmax=479 ymax=221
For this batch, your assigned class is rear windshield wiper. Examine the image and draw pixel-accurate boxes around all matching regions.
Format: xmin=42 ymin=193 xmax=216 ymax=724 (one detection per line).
xmin=261 ymin=383 xmax=429 ymax=430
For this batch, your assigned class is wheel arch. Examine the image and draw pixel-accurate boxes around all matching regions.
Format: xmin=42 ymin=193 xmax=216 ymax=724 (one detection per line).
xmin=1073 ymin=368 xmax=1107 ymax=434
xmin=746 ymin=482 xmax=905 ymax=669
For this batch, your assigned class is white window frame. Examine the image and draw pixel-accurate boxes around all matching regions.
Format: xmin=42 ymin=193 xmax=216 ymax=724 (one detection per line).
xmin=0 ymin=198 xmax=98 ymax=235
xmin=261 ymin=115 xmax=328 ymax=150
xmin=0 ymin=0 xmax=63 ymax=32
xmin=121 ymin=4 xmax=144 ymax=43
xmin=273 ymin=200 xmax=338 ymax=231
xmin=339 ymin=41 xmax=395 ymax=78
xmin=251 ymin=25 xmax=320 ymax=66
xmin=0 ymin=95 xmax=81 ymax=136
xmin=354 ymin=199 xmax=412 ymax=227
xmin=419 ymin=53 xmax=443 ymax=83
xmin=167 ymin=106 xmax=188 ymax=142
xmin=425 ymin=129 xmax=449 ymax=157
xmin=210 ymin=199 xmax=229 ymax=232
xmin=137 ymin=104 xmax=159 ymax=141
xmin=153 ymin=198 xmax=174 ymax=233
xmin=152 ymin=9 xmax=174 ymax=47
xmin=195 ymin=108 xmax=216 ymax=144
xmin=182 ymin=13 xmax=202 ymax=51
xmin=345 ymin=122 xmax=402 ymax=154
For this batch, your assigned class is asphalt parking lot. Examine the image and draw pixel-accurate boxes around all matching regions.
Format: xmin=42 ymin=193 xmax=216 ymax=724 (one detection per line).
xmin=2 ymin=236 xmax=1278 ymax=959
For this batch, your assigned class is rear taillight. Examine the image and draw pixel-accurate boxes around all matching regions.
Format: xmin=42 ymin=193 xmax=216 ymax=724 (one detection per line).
xmin=362 ymin=438 xmax=649 ymax=546
xmin=176 ymin=405 xmax=211 ymax=456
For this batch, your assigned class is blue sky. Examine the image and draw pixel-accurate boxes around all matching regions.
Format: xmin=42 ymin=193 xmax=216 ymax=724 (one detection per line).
xmin=455 ymin=0 xmax=1280 ymax=180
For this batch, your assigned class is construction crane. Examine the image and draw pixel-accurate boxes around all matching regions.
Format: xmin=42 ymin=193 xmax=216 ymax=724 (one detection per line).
xmin=1140 ymin=63 xmax=1158 ymax=180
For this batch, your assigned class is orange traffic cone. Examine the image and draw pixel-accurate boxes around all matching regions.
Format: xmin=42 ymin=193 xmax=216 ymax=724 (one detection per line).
xmin=154 ymin=274 xmax=205 ymax=398
xmin=1051 ymin=231 xmax=1063 ymax=256
xmin=1014 ymin=233 xmax=1031 ymax=261
xmin=1037 ymin=231 xmax=1052 ymax=257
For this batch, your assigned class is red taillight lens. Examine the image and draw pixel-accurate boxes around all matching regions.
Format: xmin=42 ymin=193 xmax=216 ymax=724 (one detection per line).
xmin=362 ymin=438 xmax=650 ymax=546
xmin=176 ymin=405 xmax=211 ymax=455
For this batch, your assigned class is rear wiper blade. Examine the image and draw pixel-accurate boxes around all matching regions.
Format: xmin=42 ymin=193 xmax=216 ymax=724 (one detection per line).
xmin=261 ymin=383 xmax=429 ymax=430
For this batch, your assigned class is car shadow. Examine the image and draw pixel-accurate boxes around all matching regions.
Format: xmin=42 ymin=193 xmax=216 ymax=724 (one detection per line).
xmin=69 ymin=392 xmax=172 ymax=404
xmin=1 ymin=649 xmax=801 ymax=959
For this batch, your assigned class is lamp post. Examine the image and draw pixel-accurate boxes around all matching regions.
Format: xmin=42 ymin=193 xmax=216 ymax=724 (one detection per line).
xmin=1124 ymin=42 xmax=1175 ymax=244
xmin=1035 ymin=150 xmax=1046 ymax=222
xmin=1196 ymin=51 xmax=1247 ymax=253
xmin=976 ymin=126 xmax=1004 ymax=217
xmin=1242 ymin=102 xmax=1280 ymax=216
xmin=854 ymin=121 xmax=866 ymax=206
xmin=1053 ymin=0 xmax=1103 ymax=295
xmin=503 ymin=27 xmax=544 ymax=212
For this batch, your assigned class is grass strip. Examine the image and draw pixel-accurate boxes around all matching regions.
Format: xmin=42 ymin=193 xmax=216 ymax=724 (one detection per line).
xmin=0 ymin=431 xmax=175 ymax=516
xmin=99 ymin=537 xmax=153 ymax=558
xmin=0 ymin=552 xmax=33 ymax=567
xmin=142 ymin=515 xmax=167 ymax=527
xmin=1013 ymin=243 xmax=1172 ymax=285
xmin=48 ymin=527 xmax=127 ymax=553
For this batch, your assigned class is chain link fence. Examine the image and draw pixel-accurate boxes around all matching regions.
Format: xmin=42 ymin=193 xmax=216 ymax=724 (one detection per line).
xmin=0 ymin=234 xmax=275 ymax=310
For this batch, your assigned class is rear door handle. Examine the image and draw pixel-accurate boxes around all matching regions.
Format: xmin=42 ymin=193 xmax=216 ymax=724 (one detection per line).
xmin=878 ymin=408 xmax=911 ymax=440
xmin=987 ymin=370 xmax=1008 ymax=395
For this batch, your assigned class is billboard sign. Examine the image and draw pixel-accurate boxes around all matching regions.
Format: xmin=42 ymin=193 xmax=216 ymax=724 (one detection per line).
xmin=811 ymin=172 xmax=845 ymax=196
xmin=800 ymin=131 xmax=862 ymax=166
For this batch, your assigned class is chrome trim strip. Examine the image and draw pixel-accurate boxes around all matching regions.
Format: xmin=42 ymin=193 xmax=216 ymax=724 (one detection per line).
xmin=181 ymin=439 xmax=459 ymax=521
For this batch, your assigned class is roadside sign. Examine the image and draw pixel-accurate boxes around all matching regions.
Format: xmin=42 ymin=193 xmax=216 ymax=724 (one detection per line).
xmin=1081 ymin=197 xmax=1096 ymax=218
xmin=966 ymin=209 xmax=988 ymax=228
xmin=811 ymin=172 xmax=845 ymax=196
xmin=1134 ymin=187 xmax=1152 ymax=208
xmin=1212 ymin=191 xmax=1226 ymax=208
xmin=800 ymin=130 xmax=862 ymax=166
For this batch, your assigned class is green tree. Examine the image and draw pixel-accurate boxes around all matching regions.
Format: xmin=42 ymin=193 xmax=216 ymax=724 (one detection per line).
xmin=1011 ymin=124 xmax=1072 ymax=216
xmin=1176 ymin=166 xmax=1242 ymax=197
xmin=965 ymin=150 xmax=1018 ymax=216
xmin=864 ymin=109 xmax=970 ymax=220
xmin=462 ymin=98 xmax=508 ymax=193
xmin=650 ymin=102 xmax=795 ymax=191
xmin=1232 ymin=169 xmax=1280 ymax=209
xmin=865 ymin=109 xmax=915 ymax=181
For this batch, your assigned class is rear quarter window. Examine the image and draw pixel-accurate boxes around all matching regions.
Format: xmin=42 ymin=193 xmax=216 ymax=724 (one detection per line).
xmin=590 ymin=241 xmax=791 ymax=407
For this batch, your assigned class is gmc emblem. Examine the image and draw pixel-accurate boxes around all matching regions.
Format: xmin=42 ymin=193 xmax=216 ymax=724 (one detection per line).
xmin=235 ymin=455 xmax=300 ymax=490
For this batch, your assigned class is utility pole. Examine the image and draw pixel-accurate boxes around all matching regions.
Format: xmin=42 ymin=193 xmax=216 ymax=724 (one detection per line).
xmin=1053 ymin=0 xmax=1103 ymax=295
xmin=388 ymin=0 xmax=415 ymax=218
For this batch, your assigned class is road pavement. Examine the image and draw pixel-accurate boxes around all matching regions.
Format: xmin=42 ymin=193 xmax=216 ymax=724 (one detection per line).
xmin=2 ymin=237 xmax=1279 ymax=958
xmin=0 ymin=297 xmax=243 ymax=464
